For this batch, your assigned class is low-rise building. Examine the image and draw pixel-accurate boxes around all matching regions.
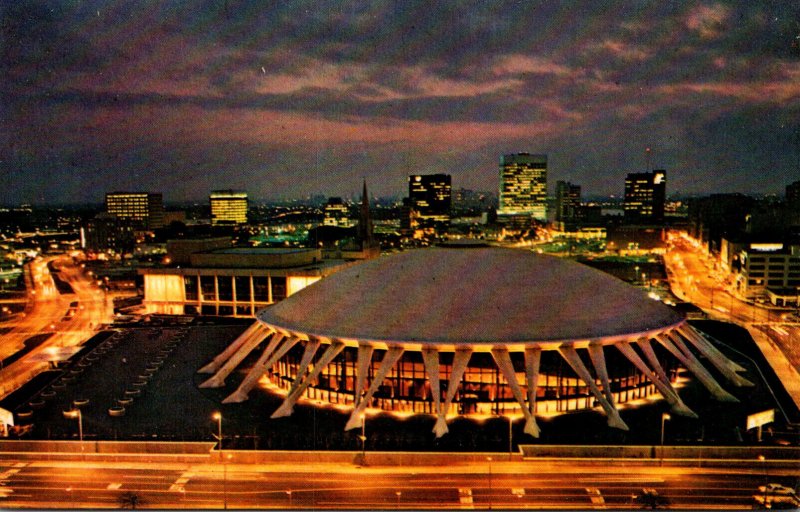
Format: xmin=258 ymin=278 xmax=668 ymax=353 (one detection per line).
xmin=734 ymin=242 xmax=800 ymax=300
xmin=140 ymin=246 xmax=354 ymax=317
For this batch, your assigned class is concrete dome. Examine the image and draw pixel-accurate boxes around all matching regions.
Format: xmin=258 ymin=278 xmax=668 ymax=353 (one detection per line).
xmin=258 ymin=246 xmax=683 ymax=345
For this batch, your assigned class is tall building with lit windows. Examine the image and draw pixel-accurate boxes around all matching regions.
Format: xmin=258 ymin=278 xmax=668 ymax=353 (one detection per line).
xmin=210 ymin=190 xmax=248 ymax=225
xmin=623 ymin=170 xmax=666 ymax=224
xmin=408 ymin=174 xmax=452 ymax=229
xmin=105 ymin=191 xmax=164 ymax=229
xmin=498 ymin=153 xmax=547 ymax=221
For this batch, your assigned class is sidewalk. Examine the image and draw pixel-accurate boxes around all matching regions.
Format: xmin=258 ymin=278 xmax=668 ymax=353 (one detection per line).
xmin=745 ymin=325 xmax=800 ymax=416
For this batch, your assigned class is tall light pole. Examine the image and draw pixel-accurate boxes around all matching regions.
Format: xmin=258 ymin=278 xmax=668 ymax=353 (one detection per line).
xmin=212 ymin=412 xmax=226 ymax=510
xmin=358 ymin=413 xmax=367 ymax=464
xmin=212 ymin=412 xmax=223 ymax=450
xmin=63 ymin=409 xmax=83 ymax=457
xmin=758 ymin=455 xmax=768 ymax=508
xmin=660 ymin=412 xmax=670 ymax=464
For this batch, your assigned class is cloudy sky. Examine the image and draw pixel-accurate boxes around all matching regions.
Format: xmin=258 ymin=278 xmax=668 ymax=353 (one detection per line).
xmin=3 ymin=1 xmax=800 ymax=204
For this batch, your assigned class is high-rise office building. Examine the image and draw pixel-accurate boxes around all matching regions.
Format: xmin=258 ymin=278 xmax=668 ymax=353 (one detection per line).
xmin=623 ymin=170 xmax=666 ymax=224
xmin=105 ymin=191 xmax=164 ymax=229
xmin=498 ymin=153 xmax=547 ymax=221
xmin=555 ymin=181 xmax=581 ymax=222
xmin=408 ymin=174 xmax=452 ymax=228
xmin=210 ymin=190 xmax=248 ymax=225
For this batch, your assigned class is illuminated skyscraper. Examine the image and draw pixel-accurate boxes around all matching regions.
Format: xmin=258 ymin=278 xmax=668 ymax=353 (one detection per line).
xmin=408 ymin=174 xmax=452 ymax=228
xmin=105 ymin=191 xmax=164 ymax=229
xmin=498 ymin=153 xmax=547 ymax=221
xmin=210 ymin=190 xmax=248 ymax=225
xmin=555 ymin=180 xmax=581 ymax=222
xmin=623 ymin=170 xmax=666 ymax=224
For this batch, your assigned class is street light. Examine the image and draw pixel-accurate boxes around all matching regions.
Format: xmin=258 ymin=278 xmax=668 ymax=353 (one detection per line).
xmin=286 ymin=490 xmax=293 ymax=509
xmin=358 ymin=413 xmax=367 ymax=464
xmin=395 ymin=491 xmax=402 ymax=509
xmin=660 ymin=413 xmax=671 ymax=446
xmin=212 ymin=412 xmax=223 ymax=451
xmin=63 ymin=408 xmax=83 ymax=456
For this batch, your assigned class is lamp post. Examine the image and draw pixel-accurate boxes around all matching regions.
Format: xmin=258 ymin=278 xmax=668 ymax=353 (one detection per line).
xmin=286 ymin=490 xmax=293 ymax=509
xmin=358 ymin=413 xmax=367 ymax=464
xmin=63 ymin=409 xmax=83 ymax=457
xmin=212 ymin=412 xmax=223 ymax=450
xmin=212 ymin=412 xmax=226 ymax=510
xmin=395 ymin=491 xmax=401 ymax=509
xmin=660 ymin=413 xmax=670 ymax=464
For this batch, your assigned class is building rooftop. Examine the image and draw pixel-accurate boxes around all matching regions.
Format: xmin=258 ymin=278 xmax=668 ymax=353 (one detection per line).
xmin=259 ymin=246 xmax=683 ymax=345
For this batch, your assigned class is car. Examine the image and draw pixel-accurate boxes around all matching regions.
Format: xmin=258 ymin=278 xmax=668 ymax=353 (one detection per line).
xmin=758 ymin=483 xmax=797 ymax=496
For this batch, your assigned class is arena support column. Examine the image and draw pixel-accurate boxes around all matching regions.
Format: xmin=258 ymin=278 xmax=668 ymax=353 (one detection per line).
xmin=523 ymin=347 xmax=541 ymax=421
xmin=558 ymin=346 xmax=628 ymax=431
xmin=433 ymin=348 xmax=472 ymax=438
xmin=200 ymin=325 xmax=272 ymax=388
xmin=616 ymin=341 xmax=696 ymax=417
xmin=354 ymin=343 xmax=375 ymax=409
xmin=421 ymin=347 xmax=443 ymax=435
xmin=223 ymin=333 xmax=285 ymax=403
xmin=655 ymin=334 xmax=738 ymax=402
xmin=198 ymin=322 xmax=269 ymax=374
xmin=491 ymin=347 xmax=540 ymax=437
xmin=672 ymin=328 xmax=753 ymax=387
xmin=272 ymin=341 xmax=346 ymax=418
xmin=345 ymin=346 xmax=405 ymax=431
xmin=587 ymin=344 xmax=616 ymax=406
xmin=286 ymin=339 xmax=322 ymax=397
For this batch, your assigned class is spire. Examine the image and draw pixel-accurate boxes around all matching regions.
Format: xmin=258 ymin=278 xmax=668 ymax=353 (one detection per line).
xmin=359 ymin=179 xmax=373 ymax=245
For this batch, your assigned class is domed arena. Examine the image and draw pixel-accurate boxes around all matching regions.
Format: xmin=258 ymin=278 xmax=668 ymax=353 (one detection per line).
xmin=199 ymin=244 xmax=752 ymax=438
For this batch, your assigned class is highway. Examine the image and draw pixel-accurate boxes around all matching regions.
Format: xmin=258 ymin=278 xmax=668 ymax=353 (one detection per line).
xmin=0 ymin=456 xmax=797 ymax=509
xmin=0 ymin=255 xmax=113 ymax=399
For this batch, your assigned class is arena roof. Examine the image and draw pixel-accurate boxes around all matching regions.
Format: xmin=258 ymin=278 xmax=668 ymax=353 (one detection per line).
xmin=258 ymin=245 xmax=683 ymax=345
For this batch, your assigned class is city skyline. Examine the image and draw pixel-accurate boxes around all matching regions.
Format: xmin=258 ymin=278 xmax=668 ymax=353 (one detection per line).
xmin=3 ymin=1 xmax=800 ymax=204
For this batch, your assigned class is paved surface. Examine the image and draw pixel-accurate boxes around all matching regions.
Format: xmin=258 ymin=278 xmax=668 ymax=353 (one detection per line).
xmin=664 ymin=232 xmax=800 ymax=416
xmin=0 ymin=452 xmax=798 ymax=509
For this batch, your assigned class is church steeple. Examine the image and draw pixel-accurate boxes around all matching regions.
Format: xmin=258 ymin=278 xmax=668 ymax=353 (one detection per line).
xmin=358 ymin=179 xmax=373 ymax=245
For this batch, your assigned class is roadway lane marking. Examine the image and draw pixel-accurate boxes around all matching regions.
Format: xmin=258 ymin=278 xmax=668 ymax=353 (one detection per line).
xmin=0 ymin=468 xmax=21 ymax=480
xmin=580 ymin=477 xmax=665 ymax=484
xmin=458 ymin=488 xmax=474 ymax=509
xmin=585 ymin=487 xmax=606 ymax=509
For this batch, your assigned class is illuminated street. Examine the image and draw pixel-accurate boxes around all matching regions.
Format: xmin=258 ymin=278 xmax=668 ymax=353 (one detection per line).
xmin=664 ymin=232 xmax=800 ymax=413
xmin=0 ymin=450 xmax=797 ymax=510
xmin=0 ymin=256 xmax=113 ymax=399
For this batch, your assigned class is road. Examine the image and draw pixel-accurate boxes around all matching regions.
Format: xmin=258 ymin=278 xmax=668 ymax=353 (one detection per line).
xmin=0 ymin=255 xmax=113 ymax=399
xmin=0 ymin=456 xmax=797 ymax=509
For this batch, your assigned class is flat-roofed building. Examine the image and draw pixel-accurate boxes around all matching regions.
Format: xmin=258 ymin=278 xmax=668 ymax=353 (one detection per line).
xmin=623 ymin=170 xmax=666 ymax=224
xmin=499 ymin=153 xmax=547 ymax=221
xmin=734 ymin=242 xmax=800 ymax=299
xmin=140 ymin=246 xmax=353 ymax=317
xmin=105 ymin=191 xmax=164 ymax=229
xmin=210 ymin=190 xmax=248 ymax=225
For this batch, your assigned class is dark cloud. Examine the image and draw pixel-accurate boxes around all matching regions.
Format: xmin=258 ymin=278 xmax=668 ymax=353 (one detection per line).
xmin=2 ymin=0 xmax=800 ymax=203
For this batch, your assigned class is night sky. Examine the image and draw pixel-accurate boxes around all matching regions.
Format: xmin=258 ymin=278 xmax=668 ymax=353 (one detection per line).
xmin=3 ymin=1 xmax=800 ymax=204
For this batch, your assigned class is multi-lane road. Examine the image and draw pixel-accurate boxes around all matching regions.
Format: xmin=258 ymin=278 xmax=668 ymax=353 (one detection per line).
xmin=0 ymin=255 xmax=113 ymax=399
xmin=1 ymin=455 xmax=797 ymax=509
